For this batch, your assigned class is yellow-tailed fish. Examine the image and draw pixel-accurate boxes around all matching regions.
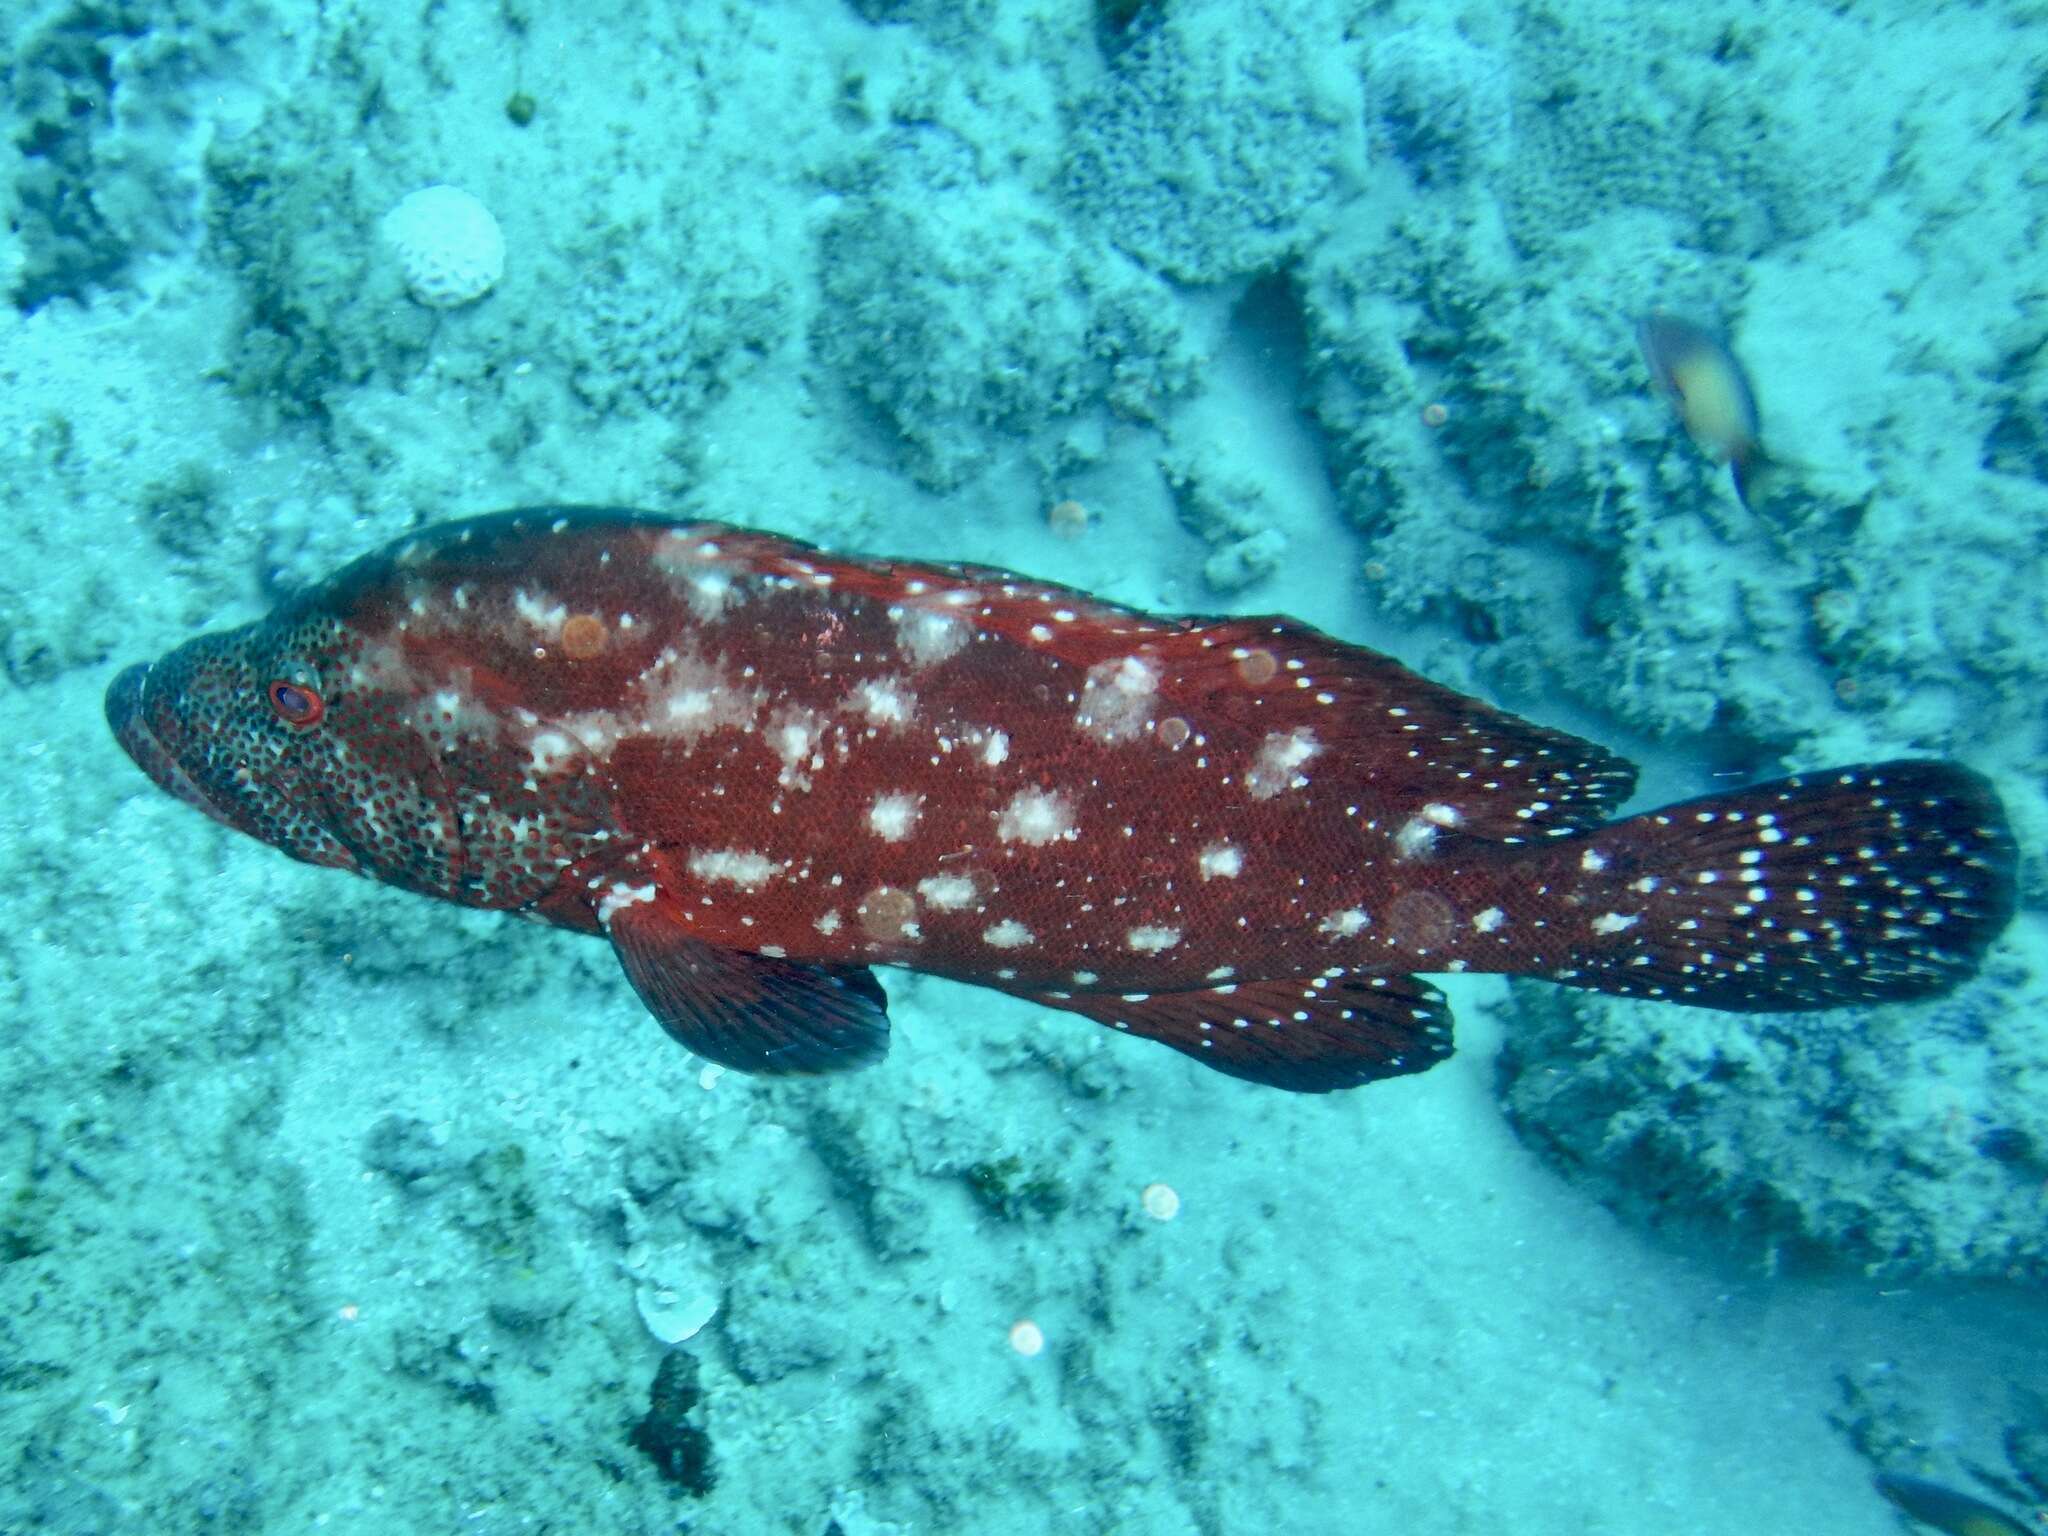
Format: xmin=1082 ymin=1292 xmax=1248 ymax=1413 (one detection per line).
xmin=1637 ymin=310 xmax=1770 ymax=511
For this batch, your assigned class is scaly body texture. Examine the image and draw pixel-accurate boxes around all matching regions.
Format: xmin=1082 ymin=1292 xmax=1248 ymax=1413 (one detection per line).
xmin=107 ymin=509 xmax=2015 ymax=1092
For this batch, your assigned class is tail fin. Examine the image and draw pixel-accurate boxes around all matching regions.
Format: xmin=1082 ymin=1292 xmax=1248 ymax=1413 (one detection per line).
xmin=1544 ymin=761 xmax=2014 ymax=1012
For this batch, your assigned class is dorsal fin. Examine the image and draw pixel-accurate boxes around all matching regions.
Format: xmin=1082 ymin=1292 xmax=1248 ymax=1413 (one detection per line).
xmin=1157 ymin=616 xmax=1638 ymax=840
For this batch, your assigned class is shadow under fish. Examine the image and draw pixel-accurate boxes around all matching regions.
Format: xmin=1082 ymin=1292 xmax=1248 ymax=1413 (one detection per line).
xmin=1876 ymin=1471 xmax=2035 ymax=1536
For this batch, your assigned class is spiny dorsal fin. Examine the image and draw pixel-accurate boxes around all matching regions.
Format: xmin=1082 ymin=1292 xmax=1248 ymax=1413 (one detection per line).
xmin=1155 ymin=616 xmax=1638 ymax=841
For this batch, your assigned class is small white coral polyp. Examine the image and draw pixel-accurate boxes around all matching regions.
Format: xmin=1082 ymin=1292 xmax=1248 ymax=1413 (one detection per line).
xmin=381 ymin=185 xmax=505 ymax=308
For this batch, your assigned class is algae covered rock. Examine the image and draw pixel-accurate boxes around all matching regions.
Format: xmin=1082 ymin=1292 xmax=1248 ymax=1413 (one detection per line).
xmin=813 ymin=138 xmax=1196 ymax=489
xmin=1062 ymin=0 xmax=1365 ymax=283
xmin=1495 ymin=949 xmax=2048 ymax=1281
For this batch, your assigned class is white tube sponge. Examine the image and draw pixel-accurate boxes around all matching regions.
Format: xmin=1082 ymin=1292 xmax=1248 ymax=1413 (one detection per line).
xmin=380 ymin=185 xmax=505 ymax=308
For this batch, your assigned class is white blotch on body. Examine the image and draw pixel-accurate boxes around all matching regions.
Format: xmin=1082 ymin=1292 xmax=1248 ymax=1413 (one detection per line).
xmin=1126 ymin=925 xmax=1182 ymax=953
xmin=997 ymin=787 xmax=1076 ymax=845
xmin=848 ymin=676 xmax=917 ymax=728
xmin=984 ymin=919 xmax=1034 ymax=949
xmin=1246 ymin=728 xmax=1320 ymax=799
xmin=641 ymin=647 xmax=761 ymax=741
xmin=916 ymin=873 xmax=980 ymax=911
xmin=513 ymin=588 xmax=568 ymax=633
xmin=687 ymin=848 xmax=779 ymax=890
xmin=894 ymin=606 xmax=970 ymax=667
xmin=867 ymin=791 xmax=923 ymax=842
xmin=1076 ymin=654 xmax=1161 ymax=744
xmin=767 ymin=705 xmax=823 ymax=787
xmin=526 ymin=730 xmax=576 ymax=775
xmin=1392 ymin=817 xmax=1438 ymax=861
xmin=596 ymin=882 xmax=659 ymax=924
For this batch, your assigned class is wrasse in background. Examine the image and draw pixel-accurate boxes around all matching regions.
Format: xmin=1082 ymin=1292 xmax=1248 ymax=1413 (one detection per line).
xmin=1638 ymin=309 xmax=1774 ymax=511
xmin=106 ymin=509 xmax=2016 ymax=1093
xmin=1874 ymin=1471 xmax=2036 ymax=1536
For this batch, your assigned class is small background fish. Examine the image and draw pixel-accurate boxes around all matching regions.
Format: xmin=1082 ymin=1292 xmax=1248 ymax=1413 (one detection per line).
xmin=1638 ymin=310 xmax=1774 ymax=510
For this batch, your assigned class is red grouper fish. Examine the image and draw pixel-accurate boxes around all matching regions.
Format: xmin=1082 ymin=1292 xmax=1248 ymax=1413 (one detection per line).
xmin=105 ymin=508 xmax=2018 ymax=1093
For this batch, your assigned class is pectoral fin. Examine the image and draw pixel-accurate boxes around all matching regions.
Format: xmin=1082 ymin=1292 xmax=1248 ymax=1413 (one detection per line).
xmin=607 ymin=900 xmax=890 ymax=1075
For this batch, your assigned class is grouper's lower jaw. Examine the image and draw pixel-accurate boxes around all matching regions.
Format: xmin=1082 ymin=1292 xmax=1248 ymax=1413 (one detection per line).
xmin=105 ymin=662 xmax=238 ymax=830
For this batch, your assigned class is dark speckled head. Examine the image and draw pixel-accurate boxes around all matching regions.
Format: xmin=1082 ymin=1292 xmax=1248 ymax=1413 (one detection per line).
xmin=105 ymin=602 xmax=466 ymax=899
xmin=106 ymin=511 xmax=642 ymax=918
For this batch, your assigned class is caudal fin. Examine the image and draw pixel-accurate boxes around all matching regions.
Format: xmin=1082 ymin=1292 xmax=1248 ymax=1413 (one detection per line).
xmin=1546 ymin=760 xmax=2014 ymax=1012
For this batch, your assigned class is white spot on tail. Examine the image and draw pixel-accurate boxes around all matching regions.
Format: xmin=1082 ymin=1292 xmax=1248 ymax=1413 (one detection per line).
xmin=1318 ymin=908 xmax=1371 ymax=937
xmin=1126 ymin=925 xmax=1182 ymax=953
xmin=1472 ymin=907 xmax=1506 ymax=934
xmin=1197 ymin=842 xmax=1244 ymax=880
xmin=1591 ymin=911 xmax=1640 ymax=935
xmin=1392 ymin=817 xmax=1438 ymax=861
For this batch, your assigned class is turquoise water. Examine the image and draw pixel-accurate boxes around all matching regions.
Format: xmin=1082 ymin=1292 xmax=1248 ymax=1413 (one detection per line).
xmin=3 ymin=1 xmax=2046 ymax=1531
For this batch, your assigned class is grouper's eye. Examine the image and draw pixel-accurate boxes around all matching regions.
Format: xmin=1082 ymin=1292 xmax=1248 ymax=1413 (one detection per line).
xmin=266 ymin=677 xmax=326 ymax=728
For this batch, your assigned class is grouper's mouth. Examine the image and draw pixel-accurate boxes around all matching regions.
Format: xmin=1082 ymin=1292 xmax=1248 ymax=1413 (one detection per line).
xmin=105 ymin=661 xmax=241 ymax=831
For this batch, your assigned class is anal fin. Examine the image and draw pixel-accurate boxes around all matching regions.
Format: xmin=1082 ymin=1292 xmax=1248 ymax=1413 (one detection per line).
xmin=608 ymin=900 xmax=890 ymax=1075
xmin=1024 ymin=972 xmax=1455 ymax=1093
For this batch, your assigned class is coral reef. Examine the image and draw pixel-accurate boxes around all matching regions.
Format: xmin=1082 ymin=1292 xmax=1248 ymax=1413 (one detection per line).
xmin=1161 ymin=445 xmax=1288 ymax=593
xmin=567 ymin=192 xmax=790 ymax=420
xmin=1061 ymin=0 xmax=1366 ymax=283
xmin=381 ymin=184 xmax=505 ymax=309
xmin=204 ymin=95 xmax=437 ymax=413
xmin=1364 ymin=27 xmax=1515 ymax=189
xmin=1496 ymin=9 xmax=1896 ymax=260
xmin=5 ymin=0 xmax=288 ymax=312
xmin=812 ymin=134 xmax=1197 ymax=489
xmin=1495 ymin=945 xmax=2048 ymax=1281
